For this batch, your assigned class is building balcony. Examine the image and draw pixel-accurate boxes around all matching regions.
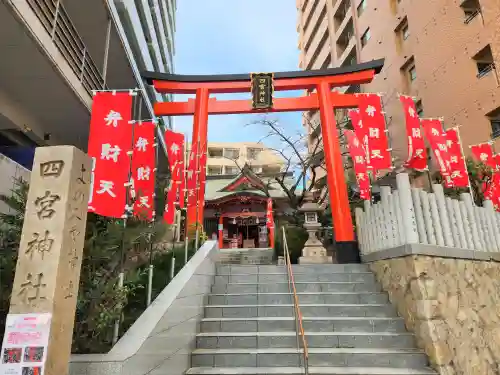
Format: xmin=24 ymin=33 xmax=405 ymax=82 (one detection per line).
xmin=0 ymin=0 xmax=141 ymax=151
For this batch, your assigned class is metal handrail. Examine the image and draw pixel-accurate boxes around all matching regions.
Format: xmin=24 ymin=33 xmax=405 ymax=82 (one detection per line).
xmin=282 ymin=226 xmax=309 ymax=374
xmin=25 ymin=0 xmax=106 ymax=94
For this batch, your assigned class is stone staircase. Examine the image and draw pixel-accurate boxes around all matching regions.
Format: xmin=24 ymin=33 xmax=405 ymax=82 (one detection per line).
xmin=217 ymin=248 xmax=274 ymax=265
xmin=186 ymin=264 xmax=437 ymax=375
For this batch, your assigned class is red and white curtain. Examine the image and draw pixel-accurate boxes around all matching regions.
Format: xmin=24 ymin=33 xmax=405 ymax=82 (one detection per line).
xmin=87 ymin=92 xmax=134 ymax=218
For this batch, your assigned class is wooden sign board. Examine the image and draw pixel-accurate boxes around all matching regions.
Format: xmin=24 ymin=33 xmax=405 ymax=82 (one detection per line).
xmin=251 ymin=73 xmax=274 ymax=110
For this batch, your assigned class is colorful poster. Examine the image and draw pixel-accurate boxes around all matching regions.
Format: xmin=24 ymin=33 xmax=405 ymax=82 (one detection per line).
xmin=0 ymin=313 xmax=51 ymax=375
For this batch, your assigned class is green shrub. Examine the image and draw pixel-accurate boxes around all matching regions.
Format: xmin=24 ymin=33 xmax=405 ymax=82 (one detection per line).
xmin=274 ymin=225 xmax=308 ymax=264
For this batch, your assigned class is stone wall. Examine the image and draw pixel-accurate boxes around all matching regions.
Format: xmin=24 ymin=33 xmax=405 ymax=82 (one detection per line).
xmin=367 ymin=245 xmax=500 ymax=375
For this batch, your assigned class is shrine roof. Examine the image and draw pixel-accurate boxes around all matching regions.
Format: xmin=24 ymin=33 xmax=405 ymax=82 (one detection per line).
xmin=142 ymin=59 xmax=384 ymax=85
xmin=204 ymin=166 xmax=298 ymax=201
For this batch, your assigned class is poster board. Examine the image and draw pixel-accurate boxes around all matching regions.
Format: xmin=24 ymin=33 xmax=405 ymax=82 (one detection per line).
xmin=1 ymin=313 xmax=51 ymax=375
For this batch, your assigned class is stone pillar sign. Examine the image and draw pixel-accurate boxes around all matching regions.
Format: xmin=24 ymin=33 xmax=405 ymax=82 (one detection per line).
xmin=1 ymin=146 xmax=90 ymax=375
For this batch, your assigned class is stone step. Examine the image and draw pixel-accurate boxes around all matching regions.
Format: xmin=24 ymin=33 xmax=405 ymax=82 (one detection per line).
xmin=211 ymin=282 xmax=381 ymax=294
xmin=207 ymin=292 xmax=388 ymax=305
xmin=204 ymin=304 xmax=397 ymax=318
xmin=191 ymin=348 xmax=428 ymax=368
xmin=186 ymin=367 xmax=437 ymax=374
xmin=216 ymin=264 xmax=370 ymax=275
xmin=214 ymin=272 xmax=376 ymax=284
xmin=196 ymin=332 xmax=416 ymax=349
xmin=200 ymin=317 xmax=406 ymax=333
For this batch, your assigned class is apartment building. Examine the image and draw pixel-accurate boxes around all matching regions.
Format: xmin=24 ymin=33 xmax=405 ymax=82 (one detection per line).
xmin=0 ymin=0 xmax=176 ymax=171
xmin=297 ymin=0 xmax=500 ymax=185
xmin=205 ymin=142 xmax=286 ymax=176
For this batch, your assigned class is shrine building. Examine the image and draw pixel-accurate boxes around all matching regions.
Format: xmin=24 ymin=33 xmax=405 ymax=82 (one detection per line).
xmin=202 ymin=164 xmax=295 ymax=249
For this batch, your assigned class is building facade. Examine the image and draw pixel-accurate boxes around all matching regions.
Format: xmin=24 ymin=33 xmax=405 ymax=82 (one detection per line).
xmin=206 ymin=142 xmax=286 ymax=176
xmin=0 ymin=0 xmax=176 ymax=168
xmin=297 ymin=0 xmax=500 ymax=185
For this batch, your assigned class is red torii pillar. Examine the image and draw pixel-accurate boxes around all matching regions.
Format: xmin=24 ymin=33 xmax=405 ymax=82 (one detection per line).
xmin=142 ymin=59 xmax=384 ymax=260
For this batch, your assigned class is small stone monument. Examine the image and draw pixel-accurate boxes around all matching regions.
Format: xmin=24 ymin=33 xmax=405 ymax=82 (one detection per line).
xmin=3 ymin=146 xmax=90 ymax=375
xmin=298 ymin=192 xmax=332 ymax=264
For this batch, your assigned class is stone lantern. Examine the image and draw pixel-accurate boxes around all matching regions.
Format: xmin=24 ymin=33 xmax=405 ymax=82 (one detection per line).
xmin=298 ymin=192 xmax=332 ymax=264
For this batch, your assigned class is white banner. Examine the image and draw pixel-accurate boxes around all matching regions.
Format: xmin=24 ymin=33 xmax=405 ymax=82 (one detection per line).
xmin=1 ymin=313 xmax=51 ymax=375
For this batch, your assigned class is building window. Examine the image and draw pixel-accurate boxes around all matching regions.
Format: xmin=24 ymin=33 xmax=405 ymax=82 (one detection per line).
xmin=251 ymin=166 xmax=262 ymax=174
xmin=225 ymin=166 xmax=238 ymax=175
xmin=491 ymin=120 xmax=500 ymax=139
xmin=472 ymin=45 xmax=495 ymax=78
xmin=208 ymin=148 xmax=223 ymax=158
xmin=488 ymin=108 xmax=500 ymax=139
xmin=361 ymin=28 xmax=371 ymax=47
xmin=408 ymin=65 xmax=417 ymax=81
xmin=207 ymin=166 xmax=223 ymax=176
xmin=223 ymin=148 xmax=240 ymax=159
xmin=415 ymin=100 xmax=424 ymax=117
xmin=461 ymin=0 xmax=481 ymax=24
xmin=402 ymin=24 xmax=410 ymax=40
xmin=247 ymin=147 xmax=262 ymax=160
xmin=357 ymin=0 xmax=367 ymax=17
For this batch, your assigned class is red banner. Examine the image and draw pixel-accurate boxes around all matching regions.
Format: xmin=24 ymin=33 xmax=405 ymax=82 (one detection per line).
xmin=164 ymin=130 xmax=185 ymax=224
xmin=88 ymin=92 xmax=133 ymax=218
xmin=131 ymin=122 xmax=156 ymax=221
xmin=400 ymin=95 xmax=427 ymax=170
xmin=471 ymin=143 xmax=495 ymax=168
xmin=348 ymin=109 xmax=370 ymax=168
xmin=493 ymin=154 xmax=500 ymax=171
xmin=266 ymin=198 xmax=274 ymax=229
xmin=421 ymin=119 xmax=452 ymax=185
xmin=358 ymin=94 xmax=392 ymax=171
xmin=444 ymin=128 xmax=469 ymax=188
xmin=186 ymin=144 xmax=199 ymax=210
xmin=178 ymin=141 xmax=186 ymax=209
xmin=345 ymin=130 xmax=371 ymax=200
xmin=197 ymin=142 xmax=208 ymax=223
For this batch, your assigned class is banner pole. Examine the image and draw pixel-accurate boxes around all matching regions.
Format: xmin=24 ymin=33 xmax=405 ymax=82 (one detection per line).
xmin=146 ymin=119 xmax=159 ymax=306
xmin=455 ymin=126 xmax=476 ymax=205
xmin=113 ymin=90 xmax=139 ymax=345
xmin=194 ymin=138 xmax=201 ymax=251
xmin=183 ymin=134 xmax=189 ymax=264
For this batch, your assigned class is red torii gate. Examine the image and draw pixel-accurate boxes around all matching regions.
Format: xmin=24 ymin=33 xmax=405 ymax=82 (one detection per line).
xmin=142 ymin=59 xmax=384 ymax=259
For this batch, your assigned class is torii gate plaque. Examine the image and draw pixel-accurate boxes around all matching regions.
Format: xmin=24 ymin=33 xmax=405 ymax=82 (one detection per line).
xmin=142 ymin=59 xmax=384 ymax=260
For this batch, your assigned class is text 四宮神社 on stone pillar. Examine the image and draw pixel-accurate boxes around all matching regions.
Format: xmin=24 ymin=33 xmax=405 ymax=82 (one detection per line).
xmin=8 ymin=146 xmax=91 ymax=375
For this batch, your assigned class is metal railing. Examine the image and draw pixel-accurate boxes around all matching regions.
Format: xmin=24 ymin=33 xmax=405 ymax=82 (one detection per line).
xmin=25 ymin=0 xmax=106 ymax=95
xmin=282 ymin=227 xmax=309 ymax=374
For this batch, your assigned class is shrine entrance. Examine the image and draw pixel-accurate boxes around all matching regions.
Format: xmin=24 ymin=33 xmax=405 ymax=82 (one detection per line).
xmin=142 ymin=59 xmax=385 ymax=258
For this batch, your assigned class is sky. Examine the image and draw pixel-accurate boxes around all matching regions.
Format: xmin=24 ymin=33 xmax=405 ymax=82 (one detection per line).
xmin=172 ymin=1 xmax=303 ymax=148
